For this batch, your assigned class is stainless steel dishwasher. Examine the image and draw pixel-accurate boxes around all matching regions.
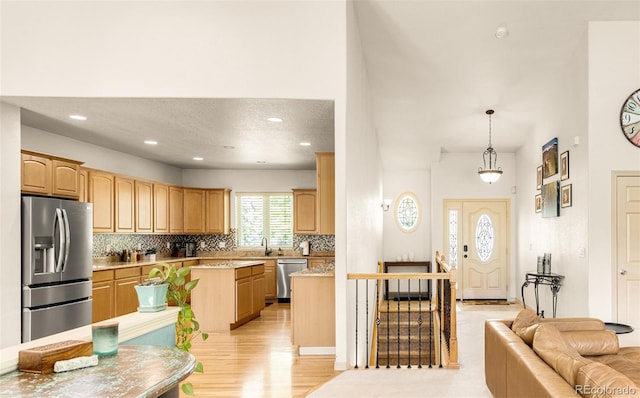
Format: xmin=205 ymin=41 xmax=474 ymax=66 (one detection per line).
xmin=276 ymin=258 xmax=308 ymax=302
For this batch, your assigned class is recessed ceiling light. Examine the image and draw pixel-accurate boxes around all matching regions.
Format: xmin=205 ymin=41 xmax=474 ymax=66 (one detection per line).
xmin=300 ymin=142 xmax=311 ymax=146
xmin=69 ymin=114 xmax=87 ymax=121
xmin=144 ymin=140 xmax=158 ymax=145
xmin=223 ymin=145 xmax=235 ymax=149
xmin=193 ymin=156 xmax=204 ymax=161
xmin=495 ymin=25 xmax=509 ymax=39
xmin=267 ymin=117 xmax=283 ymax=123
xmin=256 ymin=160 xmax=267 ymax=164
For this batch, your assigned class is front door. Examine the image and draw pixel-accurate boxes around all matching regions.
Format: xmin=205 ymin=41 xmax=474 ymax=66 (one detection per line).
xmin=444 ymin=199 xmax=509 ymax=300
xmin=616 ymin=174 xmax=640 ymax=327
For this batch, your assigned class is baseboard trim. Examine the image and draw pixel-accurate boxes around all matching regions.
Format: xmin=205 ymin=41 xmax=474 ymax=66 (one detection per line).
xmin=299 ymin=346 xmax=336 ymax=356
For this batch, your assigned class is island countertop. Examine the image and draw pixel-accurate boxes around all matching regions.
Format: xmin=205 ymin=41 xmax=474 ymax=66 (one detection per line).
xmin=0 ymin=346 xmax=194 ymax=398
xmin=194 ymin=260 xmax=265 ymax=269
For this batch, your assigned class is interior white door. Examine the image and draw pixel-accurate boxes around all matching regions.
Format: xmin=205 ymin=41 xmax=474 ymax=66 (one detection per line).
xmin=461 ymin=200 xmax=509 ymax=300
xmin=616 ymin=175 xmax=640 ymax=327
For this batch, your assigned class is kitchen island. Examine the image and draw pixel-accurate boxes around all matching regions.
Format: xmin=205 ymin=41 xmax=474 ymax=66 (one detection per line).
xmin=290 ymin=265 xmax=335 ymax=355
xmin=0 ymin=346 xmax=194 ymax=398
xmin=191 ymin=261 xmax=266 ymax=332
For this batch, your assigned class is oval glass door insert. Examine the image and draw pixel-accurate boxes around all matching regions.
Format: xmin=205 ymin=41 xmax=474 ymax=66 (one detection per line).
xmin=475 ymin=213 xmax=494 ymax=262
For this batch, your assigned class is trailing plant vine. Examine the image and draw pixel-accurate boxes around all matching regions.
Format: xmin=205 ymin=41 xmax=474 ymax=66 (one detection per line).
xmin=148 ymin=263 xmax=208 ymax=396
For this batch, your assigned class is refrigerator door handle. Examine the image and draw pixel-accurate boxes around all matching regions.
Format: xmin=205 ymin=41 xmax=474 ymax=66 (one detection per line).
xmin=61 ymin=209 xmax=70 ymax=272
xmin=54 ymin=208 xmax=66 ymax=273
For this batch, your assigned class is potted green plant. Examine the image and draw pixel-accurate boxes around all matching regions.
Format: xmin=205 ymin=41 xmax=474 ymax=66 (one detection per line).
xmin=134 ymin=277 xmax=169 ymax=312
xmin=147 ymin=263 xmax=208 ymax=396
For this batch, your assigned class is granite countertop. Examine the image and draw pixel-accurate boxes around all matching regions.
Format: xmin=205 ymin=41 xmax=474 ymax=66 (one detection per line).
xmin=291 ymin=262 xmax=335 ymax=276
xmin=93 ymin=253 xmax=335 ymax=271
xmin=0 ymin=346 xmax=194 ymax=398
xmin=194 ymin=260 xmax=265 ymax=269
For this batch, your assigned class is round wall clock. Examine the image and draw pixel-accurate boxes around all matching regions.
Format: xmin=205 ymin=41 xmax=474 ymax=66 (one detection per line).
xmin=620 ymin=88 xmax=640 ymax=148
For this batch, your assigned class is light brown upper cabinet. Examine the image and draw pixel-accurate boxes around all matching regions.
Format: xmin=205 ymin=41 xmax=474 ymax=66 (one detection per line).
xmin=169 ymin=186 xmax=184 ymax=234
xmin=205 ymin=189 xmax=231 ymax=234
xmin=21 ymin=150 xmax=82 ymax=199
xmin=78 ymin=168 xmax=88 ymax=203
xmin=135 ymin=180 xmax=154 ymax=233
xmin=293 ymin=189 xmax=317 ymax=234
xmin=115 ymin=176 xmax=135 ymax=233
xmin=88 ymin=170 xmax=115 ymax=233
xmin=316 ymin=152 xmax=335 ymax=235
xmin=153 ymin=183 xmax=170 ymax=233
xmin=183 ymin=188 xmax=206 ymax=234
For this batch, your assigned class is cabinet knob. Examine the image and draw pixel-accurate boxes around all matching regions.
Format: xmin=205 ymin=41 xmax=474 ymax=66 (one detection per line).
xmin=620 ymin=269 xmax=627 ymax=276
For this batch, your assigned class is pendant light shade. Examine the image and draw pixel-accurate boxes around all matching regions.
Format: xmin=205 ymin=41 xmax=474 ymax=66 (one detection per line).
xmin=478 ymin=109 xmax=503 ymax=184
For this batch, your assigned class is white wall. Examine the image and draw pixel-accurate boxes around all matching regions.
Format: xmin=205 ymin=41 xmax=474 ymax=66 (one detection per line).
xmin=588 ymin=21 xmax=640 ymax=321
xmin=0 ymin=1 xmax=344 ymax=100
xmin=383 ymin=170 xmax=431 ymax=262
xmin=514 ymin=28 xmax=590 ymax=317
xmin=431 ymin=152 xmax=518 ymax=299
xmin=341 ymin=1 xmax=381 ymax=369
xmin=0 ymin=103 xmax=22 ymax=348
xmin=22 ymin=126 xmax=183 ymax=185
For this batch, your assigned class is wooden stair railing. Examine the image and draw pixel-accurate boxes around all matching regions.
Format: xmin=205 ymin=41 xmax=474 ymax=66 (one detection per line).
xmin=348 ymin=252 xmax=458 ymax=369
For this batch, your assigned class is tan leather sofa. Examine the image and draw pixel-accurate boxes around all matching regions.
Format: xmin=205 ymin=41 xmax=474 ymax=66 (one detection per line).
xmin=485 ymin=313 xmax=640 ymax=398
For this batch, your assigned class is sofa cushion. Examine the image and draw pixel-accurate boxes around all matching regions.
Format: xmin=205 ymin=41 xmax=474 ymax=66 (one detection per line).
xmin=562 ymin=330 xmax=619 ymax=356
xmin=575 ymin=362 xmax=638 ymax=397
xmin=516 ymin=323 xmax=540 ymax=346
xmin=512 ymin=307 xmax=540 ymax=332
xmin=533 ymin=323 xmax=592 ymax=386
xmin=588 ymin=347 xmax=640 ymax=387
xmin=541 ymin=317 xmax=606 ymax=332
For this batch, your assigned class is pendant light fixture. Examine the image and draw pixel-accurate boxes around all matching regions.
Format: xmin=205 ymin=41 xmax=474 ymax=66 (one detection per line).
xmin=478 ymin=109 xmax=503 ymax=184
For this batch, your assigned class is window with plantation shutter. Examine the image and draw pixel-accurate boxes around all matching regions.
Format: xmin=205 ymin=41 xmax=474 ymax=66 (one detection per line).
xmin=237 ymin=193 xmax=293 ymax=247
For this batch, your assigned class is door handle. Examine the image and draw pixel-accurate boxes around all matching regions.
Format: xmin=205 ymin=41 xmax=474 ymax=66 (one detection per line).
xmin=54 ymin=208 xmax=65 ymax=272
xmin=620 ymin=269 xmax=627 ymax=276
xmin=61 ymin=209 xmax=70 ymax=272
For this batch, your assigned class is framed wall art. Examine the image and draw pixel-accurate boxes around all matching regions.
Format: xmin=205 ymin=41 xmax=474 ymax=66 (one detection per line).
xmin=542 ymin=137 xmax=558 ymax=179
xmin=541 ymin=181 xmax=559 ymax=218
xmin=535 ymin=194 xmax=542 ymax=213
xmin=561 ymin=184 xmax=572 ymax=208
xmin=560 ymin=151 xmax=569 ymax=181
xmin=536 ymin=165 xmax=543 ymax=190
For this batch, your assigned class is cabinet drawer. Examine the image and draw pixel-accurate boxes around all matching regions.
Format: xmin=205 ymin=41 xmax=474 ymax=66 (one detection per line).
xmin=115 ymin=267 xmax=141 ymax=279
xmin=92 ymin=269 xmax=114 ymax=282
xmin=235 ymin=267 xmax=252 ymax=280
xmin=252 ymin=264 xmax=265 ymax=275
xmin=141 ymin=264 xmax=158 ymax=278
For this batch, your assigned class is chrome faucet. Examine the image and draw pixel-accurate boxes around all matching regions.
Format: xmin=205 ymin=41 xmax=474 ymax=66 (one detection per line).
xmin=261 ymin=237 xmax=272 ymax=256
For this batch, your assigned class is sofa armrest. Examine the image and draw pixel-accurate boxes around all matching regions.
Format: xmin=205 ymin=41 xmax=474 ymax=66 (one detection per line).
xmin=485 ymin=320 xmax=580 ymax=398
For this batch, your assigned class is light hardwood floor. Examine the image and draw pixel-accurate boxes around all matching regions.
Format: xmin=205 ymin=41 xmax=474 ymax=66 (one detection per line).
xmin=181 ymin=303 xmax=340 ymax=397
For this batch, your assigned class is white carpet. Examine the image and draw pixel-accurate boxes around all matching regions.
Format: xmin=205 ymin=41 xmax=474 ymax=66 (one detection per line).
xmin=307 ymin=304 xmax=521 ymax=398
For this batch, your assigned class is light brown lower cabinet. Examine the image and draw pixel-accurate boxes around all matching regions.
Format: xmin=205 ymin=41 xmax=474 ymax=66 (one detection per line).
xmin=92 ymin=270 xmax=115 ymax=323
xmin=264 ymin=260 xmax=277 ymax=302
xmin=191 ymin=263 xmax=265 ymax=332
xmin=291 ymin=274 xmax=335 ymax=348
xmin=114 ymin=267 xmax=141 ymax=316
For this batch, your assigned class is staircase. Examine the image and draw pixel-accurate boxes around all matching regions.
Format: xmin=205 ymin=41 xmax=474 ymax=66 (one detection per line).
xmin=373 ymin=299 xmax=439 ymax=368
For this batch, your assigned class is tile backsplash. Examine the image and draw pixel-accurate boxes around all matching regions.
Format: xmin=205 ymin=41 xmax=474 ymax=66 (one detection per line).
xmin=92 ymin=229 xmax=335 ymax=257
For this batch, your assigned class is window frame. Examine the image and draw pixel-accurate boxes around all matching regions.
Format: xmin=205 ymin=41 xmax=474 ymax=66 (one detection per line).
xmin=235 ymin=192 xmax=294 ymax=248
xmin=394 ymin=191 xmax=421 ymax=233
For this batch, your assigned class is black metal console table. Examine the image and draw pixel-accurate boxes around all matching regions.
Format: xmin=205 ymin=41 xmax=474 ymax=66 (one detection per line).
xmin=383 ymin=261 xmax=431 ymax=300
xmin=521 ymin=272 xmax=565 ymax=318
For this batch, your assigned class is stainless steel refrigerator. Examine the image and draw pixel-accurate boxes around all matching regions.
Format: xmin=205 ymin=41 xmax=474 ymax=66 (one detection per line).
xmin=22 ymin=196 xmax=93 ymax=342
